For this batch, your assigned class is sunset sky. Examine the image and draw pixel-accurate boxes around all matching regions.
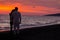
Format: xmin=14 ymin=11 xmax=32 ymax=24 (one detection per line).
xmin=0 ymin=0 xmax=60 ymax=15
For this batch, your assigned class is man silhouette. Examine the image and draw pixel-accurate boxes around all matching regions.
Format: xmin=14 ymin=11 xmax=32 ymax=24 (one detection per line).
xmin=9 ymin=7 xmax=21 ymax=34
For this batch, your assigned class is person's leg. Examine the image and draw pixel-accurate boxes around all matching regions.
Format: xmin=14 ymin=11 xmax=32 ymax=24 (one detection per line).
xmin=10 ymin=23 xmax=13 ymax=32
xmin=14 ymin=24 xmax=17 ymax=34
xmin=17 ymin=24 xmax=20 ymax=34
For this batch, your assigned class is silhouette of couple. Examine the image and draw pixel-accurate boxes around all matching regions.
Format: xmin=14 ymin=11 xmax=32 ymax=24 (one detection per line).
xmin=9 ymin=7 xmax=21 ymax=34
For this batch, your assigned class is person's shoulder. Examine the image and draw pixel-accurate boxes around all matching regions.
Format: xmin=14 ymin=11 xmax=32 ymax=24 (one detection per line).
xmin=18 ymin=12 xmax=21 ymax=14
xmin=17 ymin=12 xmax=20 ymax=14
xmin=18 ymin=11 xmax=20 ymax=13
xmin=9 ymin=13 xmax=11 ymax=15
xmin=12 ymin=11 xmax=16 ymax=14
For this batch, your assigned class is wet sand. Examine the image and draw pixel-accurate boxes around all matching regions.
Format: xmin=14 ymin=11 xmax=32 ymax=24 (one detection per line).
xmin=0 ymin=24 xmax=60 ymax=40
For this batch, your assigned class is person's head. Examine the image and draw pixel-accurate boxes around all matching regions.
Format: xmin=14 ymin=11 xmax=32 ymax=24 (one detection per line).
xmin=15 ymin=7 xmax=18 ymax=11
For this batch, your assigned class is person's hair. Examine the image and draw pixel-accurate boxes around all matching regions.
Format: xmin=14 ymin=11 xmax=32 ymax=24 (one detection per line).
xmin=15 ymin=7 xmax=18 ymax=11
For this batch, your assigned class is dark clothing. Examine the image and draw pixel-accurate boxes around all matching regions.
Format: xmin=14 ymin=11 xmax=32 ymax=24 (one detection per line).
xmin=9 ymin=9 xmax=15 ymax=24
xmin=9 ymin=9 xmax=15 ymax=32
xmin=11 ymin=11 xmax=21 ymax=24
xmin=9 ymin=10 xmax=21 ymax=34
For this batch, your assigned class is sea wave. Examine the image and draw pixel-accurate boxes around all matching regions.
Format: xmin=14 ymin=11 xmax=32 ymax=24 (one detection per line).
xmin=0 ymin=15 xmax=60 ymax=31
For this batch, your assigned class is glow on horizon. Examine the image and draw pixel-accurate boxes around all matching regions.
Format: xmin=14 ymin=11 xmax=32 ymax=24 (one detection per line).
xmin=0 ymin=2 xmax=60 ymax=15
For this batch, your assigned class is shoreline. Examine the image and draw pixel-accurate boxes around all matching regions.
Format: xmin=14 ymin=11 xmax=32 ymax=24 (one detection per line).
xmin=0 ymin=24 xmax=60 ymax=40
xmin=0 ymin=24 xmax=60 ymax=32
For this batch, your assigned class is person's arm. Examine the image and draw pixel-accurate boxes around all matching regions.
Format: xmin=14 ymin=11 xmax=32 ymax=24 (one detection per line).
xmin=19 ymin=12 xmax=21 ymax=24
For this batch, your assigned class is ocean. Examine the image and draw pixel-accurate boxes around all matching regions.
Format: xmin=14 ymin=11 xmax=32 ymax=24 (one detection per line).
xmin=0 ymin=14 xmax=60 ymax=31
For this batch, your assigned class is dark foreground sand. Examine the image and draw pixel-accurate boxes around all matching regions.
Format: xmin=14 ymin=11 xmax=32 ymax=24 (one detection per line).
xmin=0 ymin=24 xmax=60 ymax=40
